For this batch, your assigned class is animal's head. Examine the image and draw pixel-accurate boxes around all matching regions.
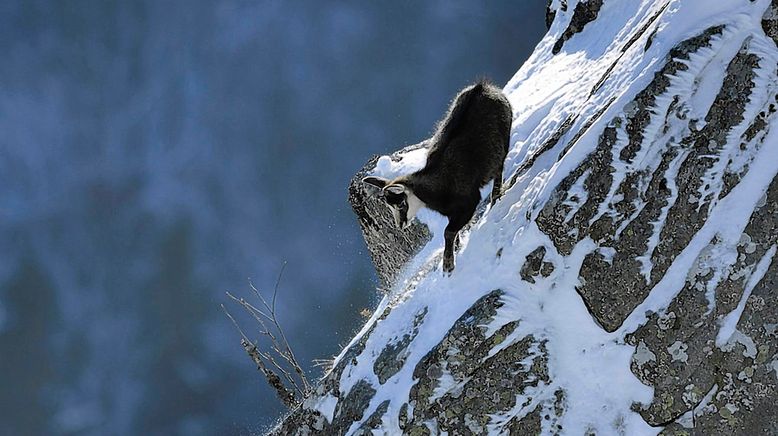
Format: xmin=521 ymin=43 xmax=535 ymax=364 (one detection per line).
xmin=362 ymin=176 xmax=424 ymax=229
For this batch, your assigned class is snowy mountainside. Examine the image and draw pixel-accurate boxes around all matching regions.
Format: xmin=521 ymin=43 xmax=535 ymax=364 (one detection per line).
xmin=276 ymin=0 xmax=778 ymax=434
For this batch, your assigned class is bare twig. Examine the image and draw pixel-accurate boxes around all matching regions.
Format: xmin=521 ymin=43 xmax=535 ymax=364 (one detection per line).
xmin=222 ymin=304 xmax=302 ymax=404
xmin=221 ymin=303 xmax=251 ymax=343
xmin=224 ymin=292 xmax=304 ymax=395
xmin=225 ymin=291 xmax=273 ymax=334
xmin=272 ymin=261 xmax=287 ymax=315
xmin=248 ymin=268 xmax=310 ymax=393
xmin=312 ymin=358 xmax=335 ymax=372
xmin=224 ymin=290 xmax=308 ymax=393
xmin=222 ymin=263 xmax=313 ymax=408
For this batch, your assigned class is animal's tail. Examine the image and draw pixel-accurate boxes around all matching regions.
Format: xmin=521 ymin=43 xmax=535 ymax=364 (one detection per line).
xmin=436 ymin=81 xmax=487 ymax=145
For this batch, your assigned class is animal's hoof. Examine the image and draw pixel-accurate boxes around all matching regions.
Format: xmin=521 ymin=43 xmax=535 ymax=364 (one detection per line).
xmin=490 ymin=189 xmax=504 ymax=207
xmin=443 ymin=257 xmax=455 ymax=274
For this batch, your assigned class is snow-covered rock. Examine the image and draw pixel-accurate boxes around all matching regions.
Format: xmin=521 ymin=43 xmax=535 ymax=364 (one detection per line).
xmin=275 ymin=0 xmax=778 ymax=433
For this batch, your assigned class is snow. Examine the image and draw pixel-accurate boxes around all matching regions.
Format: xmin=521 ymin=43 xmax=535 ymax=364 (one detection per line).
xmin=324 ymin=0 xmax=778 ymax=434
xmin=373 ymin=150 xmax=427 ymax=180
xmin=312 ymin=395 xmax=339 ymax=423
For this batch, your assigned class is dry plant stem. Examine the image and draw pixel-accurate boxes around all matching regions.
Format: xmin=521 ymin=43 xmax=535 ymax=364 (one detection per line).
xmin=312 ymin=358 xmax=334 ymax=372
xmin=249 ymin=263 xmax=311 ymax=393
xmin=224 ymin=292 xmax=304 ymax=396
xmin=221 ymin=304 xmax=298 ymax=407
xmin=221 ymin=262 xmax=313 ymax=409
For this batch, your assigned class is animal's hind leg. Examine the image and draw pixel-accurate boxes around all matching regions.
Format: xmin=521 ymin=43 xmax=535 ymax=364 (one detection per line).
xmin=490 ymin=163 xmax=504 ymax=206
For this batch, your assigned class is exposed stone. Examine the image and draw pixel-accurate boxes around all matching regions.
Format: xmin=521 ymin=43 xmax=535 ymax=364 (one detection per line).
xmin=373 ymin=307 xmax=428 ymax=384
xmin=270 ymin=407 xmax=327 ymax=436
xmin=506 ymin=406 xmax=543 ymax=435
xmin=521 ymin=246 xmax=549 ymax=283
xmin=409 ymin=290 xmax=508 ymax=408
xmin=353 ymin=400 xmax=389 ymax=435
xmin=762 ymin=0 xmax=778 ymax=46
xmin=629 ymin=173 xmax=778 ymax=429
xmin=349 ymin=146 xmax=433 ymax=286
xmin=538 ymin=26 xmax=762 ymax=332
xmin=331 ymin=380 xmax=376 ymax=432
xmin=411 ymin=335 xmax=549 ymax=434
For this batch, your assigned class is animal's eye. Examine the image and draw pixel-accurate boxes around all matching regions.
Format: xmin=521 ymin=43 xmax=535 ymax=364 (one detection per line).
xmin=385 ymin=192 xmax=403 ymax=205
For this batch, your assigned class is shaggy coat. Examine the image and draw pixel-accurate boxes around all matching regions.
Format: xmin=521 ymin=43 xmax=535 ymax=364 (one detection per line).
xmin=364 ymin=81 xmax=512 ymax=273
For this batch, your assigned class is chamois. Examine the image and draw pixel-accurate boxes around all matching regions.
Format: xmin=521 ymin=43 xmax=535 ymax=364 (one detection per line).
xmin=363 ymin=81 xmax=512 ymax=273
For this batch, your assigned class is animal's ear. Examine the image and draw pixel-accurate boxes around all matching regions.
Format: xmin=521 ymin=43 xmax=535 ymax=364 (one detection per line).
xmin=362 ymin=176 xmax=389 ymax=197
xmin=362 ymin=176 xmax=389 ymax=189
xmin=384 ymin=184 xmax=406 ymax=195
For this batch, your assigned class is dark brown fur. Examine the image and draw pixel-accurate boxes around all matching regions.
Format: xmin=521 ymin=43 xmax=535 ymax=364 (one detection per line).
xmin=364 ymin=81 xmax=512 ymax=273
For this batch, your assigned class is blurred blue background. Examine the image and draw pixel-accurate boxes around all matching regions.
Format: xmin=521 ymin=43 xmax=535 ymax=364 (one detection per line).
xmin=0 ymin=1 xmax=546 ymax=434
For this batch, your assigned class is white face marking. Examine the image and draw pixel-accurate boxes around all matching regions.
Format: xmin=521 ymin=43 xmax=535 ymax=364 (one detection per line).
xmin=404 ymin=189 xmax=425 ymax=227
xmin=391 ymin=207 xmax=404 ymax=229
xmin=382 ymin=184 xmax=426 ymax=229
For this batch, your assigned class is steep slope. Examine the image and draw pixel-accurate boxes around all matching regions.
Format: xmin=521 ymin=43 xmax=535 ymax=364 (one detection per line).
xmin=276 ymin=0 xmax=778 ymax=434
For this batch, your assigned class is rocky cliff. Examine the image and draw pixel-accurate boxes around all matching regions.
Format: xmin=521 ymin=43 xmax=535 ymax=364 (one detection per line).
xmin=274 ymin=0 xmax=778 ymax=434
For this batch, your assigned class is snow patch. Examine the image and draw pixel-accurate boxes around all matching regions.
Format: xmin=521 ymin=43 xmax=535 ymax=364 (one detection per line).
xmin=372 ymin=148 xmax=427 ymax=180
xmin=312 ymin=395 xmax=338 ymax=423
xmin=720 ymin=329 xmax=758 ymax=359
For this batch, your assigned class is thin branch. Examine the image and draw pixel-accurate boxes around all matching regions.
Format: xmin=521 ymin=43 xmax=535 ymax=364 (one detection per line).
xmin=312 ymin=358 xmax=335 ymax=372
xmin=225 ymin=291 xmax=303 ymax=378
xmin=259 ymin=345 xmax=304 ymax=395
xmin=221 ymin=303 xmax=251 ymax=343
xmin=249 ymin=279 xmax=273 ymax=315
xmin=224 ymin=295 xmax=304 ymax=395
xmin=248 ymin=266 xmax=310 ymax=392
xmin=224 ymin=263 xmax=313 ymax=405
xmin=222 ymin=304 xmax=303 ymax=400
xmin=272 ymin=261 xmax=288 ymax=315
xmin=225 ymin=291 xmax=273 ymax=329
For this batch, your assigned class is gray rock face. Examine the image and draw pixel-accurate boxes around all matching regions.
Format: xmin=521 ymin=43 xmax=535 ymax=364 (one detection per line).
xmin=520 ymin=246 xmax=554 ymax=283
xmin=348 ymin=144 xmax=432 ymax=287
xmin=636 ymin=173 xmax=778 ymax=433
xmin=273 ymin=1 xmax=778 ymax=434
xmin=404 ymin=291 xmax=553 ymax=435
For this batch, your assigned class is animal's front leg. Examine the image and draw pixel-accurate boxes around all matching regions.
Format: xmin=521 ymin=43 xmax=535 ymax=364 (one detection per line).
xmin=443 ymin=229 xmax=457 ymax=273
xmin=443 ymin=211 xmax=470 ymax=273
xmin=490 ymin=164 xmax=504 ymax=206
xmin=442 ymin=199 xmax=478 ymax=274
